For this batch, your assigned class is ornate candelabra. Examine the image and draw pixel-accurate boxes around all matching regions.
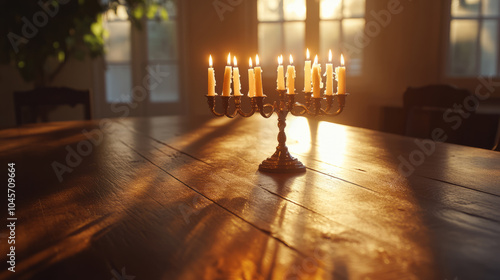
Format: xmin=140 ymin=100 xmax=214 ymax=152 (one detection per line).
xmin=206 ymin=91 xmax=347 ymax=173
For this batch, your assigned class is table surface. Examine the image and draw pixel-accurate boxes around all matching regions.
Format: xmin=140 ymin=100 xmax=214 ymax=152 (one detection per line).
xmin=0 ymin=115 xmax=499 ymax=280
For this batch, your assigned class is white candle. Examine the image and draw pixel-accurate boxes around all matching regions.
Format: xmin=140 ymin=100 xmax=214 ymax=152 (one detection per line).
xmin=286 ymin=55 xmax=295 ymax=94
xmin=255 ymin=55 xmax=263 ymax=97
xmin=335 ymin=54 xmax=346 ymax=95
xmin=233 ymin=56 xmax=242 ymax=96
xmin=312 ymin=55 xmax=322 ymax=98
xmin=222 ymin=53 xmax=232 ymax=96
xmin=277 ymin=55 xmax=285 ymax=90
xmin=208 ymin=55 xmax=216 ymax=96
xmin=325 ymin=50 xmax=333 ymax=96
xmin=248 ymin=58 xmax=255 ymax=97
xmin=304 ymin=48 xmax=312 ymax=92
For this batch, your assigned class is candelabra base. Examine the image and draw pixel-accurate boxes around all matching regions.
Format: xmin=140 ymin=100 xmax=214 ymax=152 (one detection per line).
xmin=206 ymin=90 xmax=347 ymax=173
xmin=258 ymin=149 xmax=306 ymax=173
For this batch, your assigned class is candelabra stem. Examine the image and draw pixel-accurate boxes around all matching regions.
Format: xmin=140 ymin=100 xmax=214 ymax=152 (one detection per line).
xmin=258 ymin=91 xmax=306 ymax=173
xmin=206 ymin=90 xmax=347 ymax=173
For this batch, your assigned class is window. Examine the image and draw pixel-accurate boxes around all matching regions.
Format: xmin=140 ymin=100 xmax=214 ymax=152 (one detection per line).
xmin=257 ymin=0 xmax=365 ymax=76
xmin=448 ymin=0 xmax=500 ymax=76
xmin=257 ymin=0 xmax=306 ymax=75
xmin=103 ymin=1 xmax=179 ymax=111
xmin=104 ymin=5 xmax=132 ymax=103
xmin=320 ymin=0 xmax=365 ymax=74
xmin=147 ymin=1 xmax=179 ymax=102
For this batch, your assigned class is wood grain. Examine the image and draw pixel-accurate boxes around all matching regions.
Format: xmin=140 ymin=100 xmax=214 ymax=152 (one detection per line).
xmin=0 ymin=116 xmax=499 ymax=280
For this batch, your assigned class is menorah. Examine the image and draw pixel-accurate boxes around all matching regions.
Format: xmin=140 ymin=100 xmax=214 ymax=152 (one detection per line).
xmin=206 ymin=90 xmax=347 ymax=173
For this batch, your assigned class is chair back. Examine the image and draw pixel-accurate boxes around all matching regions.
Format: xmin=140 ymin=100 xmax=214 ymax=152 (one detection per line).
xmin=13 ymin=87 xmax=91 ymax=125
xmin=403 ymin=84 xmax=498 ymax=149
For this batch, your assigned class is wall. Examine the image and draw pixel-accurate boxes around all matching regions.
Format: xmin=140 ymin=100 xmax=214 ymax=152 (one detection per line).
xmin=182 ymin=0 xmax=446 ymax=130
xmin=180 ymin=0 xmax=257 ymax=117
xmin=0 ymin=58 xmax=96 ymax=129
xmin=2 ymin=0 xmax=499 ymax=131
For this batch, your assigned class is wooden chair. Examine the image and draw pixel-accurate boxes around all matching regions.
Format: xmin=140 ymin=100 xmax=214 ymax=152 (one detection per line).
xmin=13 ymin=87 xmax=91 ymax=125
xmin=403 ymin=84 xmax=498 ymax=149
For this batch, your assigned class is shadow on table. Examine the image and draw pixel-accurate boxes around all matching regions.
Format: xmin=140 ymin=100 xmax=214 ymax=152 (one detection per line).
xmin=375 ymin=133 xmax=500 ymax=280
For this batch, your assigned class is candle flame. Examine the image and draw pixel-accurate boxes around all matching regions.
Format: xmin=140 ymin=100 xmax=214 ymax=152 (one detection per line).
xmin=256 ymin=54 xmax=260 ymax=66
xmin=278 ymin=55 xmax=283 ymax=65
xmin=328 ymin=50 xmax=332 ymax=62
xmin=227 ymin=53 xmax=231 ymax=65
xmin=249 ymin=57 xmax=253 ymax=68
xmin=233 ymin=56 xmax=237 ymax=67
xmin=314 ymin=55 xmax=318 ymax=65
xmin=289 ymin=54 xmax=293 ymax=64
xmin=341 ymin=54 xmax=345 ymax=66
xmin=306 ymin=48 xmax=310 ymax=60
xmin=209 ymin=55 xmax=213 ymax=67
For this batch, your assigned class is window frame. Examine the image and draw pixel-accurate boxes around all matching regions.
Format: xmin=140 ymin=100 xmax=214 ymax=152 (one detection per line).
xmin=256 ymin=0 xmax=366 ymax=77
xmin=445 ymin=0 xmax=500 ymax=77
xmin=319 ymin=0 xmax=366 ymax=75
xmin=100 ymin=2 xmax=183 ymax=118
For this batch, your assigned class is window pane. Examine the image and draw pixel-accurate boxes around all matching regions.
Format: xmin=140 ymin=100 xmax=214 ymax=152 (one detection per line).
xmin=164 ymin=0 xmax=177 ymax=19
xmin=451 ymin=0 xmax=480 ymax=17
xmin=482 ymin=0 xmax=500 ymax=16
xmin=147 ymin=21 xmax=177 ymax=61
xmin=258 ymin=0 xmax=282 ymax=21
xmin=320 ymin=0 xmax=342 ymax=20
xmin=342 ymin=18 xmax=365 ymax=75
xmin=284 ymin=22 xmax=305 ymax=61
xmin=343 ymin=0 xmax=365 ymax=18
xmin=283 ymin=0 xmax=306 ymax=20
xmin=149 ymin=64 xmax=179 ymax=102
xmin=258 ymin=23 xmax=283 ymax=74
xmin=320 ymin=21 xmax=341 ymax=61
xmin=480 ymin=20 xmax=498 ymax=76
xmin=105 ymin=21 xmax=131 ymax=63
xmin=449 ymin=19 xmax=479 ymax=76
xmin=105 ymin=65 xmax=132 ymax=103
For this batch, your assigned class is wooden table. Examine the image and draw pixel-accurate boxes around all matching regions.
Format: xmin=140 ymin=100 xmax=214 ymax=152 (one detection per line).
xmin=1 ymin=116 xmax=499 ymax=280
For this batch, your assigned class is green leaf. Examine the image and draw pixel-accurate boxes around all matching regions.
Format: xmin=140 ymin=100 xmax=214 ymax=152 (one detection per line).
xmin=57 ymin=51 xmax=65 ymax=62
xmin=132 ymin=5 xmax=144 ymax=19
xmin=146 ymin=4 xmax=158 ymax=19
xmin=90 ymin=18 xmax=104 ymax=37
xmin=160 ymin=7 xmax=169 ymax=20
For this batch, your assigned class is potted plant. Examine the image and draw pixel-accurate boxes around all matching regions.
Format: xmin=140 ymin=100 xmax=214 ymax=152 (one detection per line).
xmin=0 ymin=0 xmax=170 ymax=87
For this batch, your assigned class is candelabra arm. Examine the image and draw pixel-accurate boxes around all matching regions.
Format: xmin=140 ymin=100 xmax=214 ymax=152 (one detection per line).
xmin=205 ymin=90 xmax=347 ymax=173
xmin=237 ymin=97 xmax=259 ymax=117
xmin=285 ymin=93 xmax=311 ymax=116
xmin=220 ymin=96 xmax=239 ymax=118
xmin=222 ymin=96 xmax=243 ymax=118
xmin=254 ymin=96 xmax=274 ymax=118
xmin=324 ymin=94 xmax=347 ymax=116
xmin=312 ymin=98 xmax=324 ymax=115
xmin=260 ymin=104 xmax=274 ymax=118
xmin=289 ymin=102 xmax=310 ymax=116
xmin=237 ymin=108 xmax=256 ymax=117
xmin=206 ymin=95 xmax=225 ymax=117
